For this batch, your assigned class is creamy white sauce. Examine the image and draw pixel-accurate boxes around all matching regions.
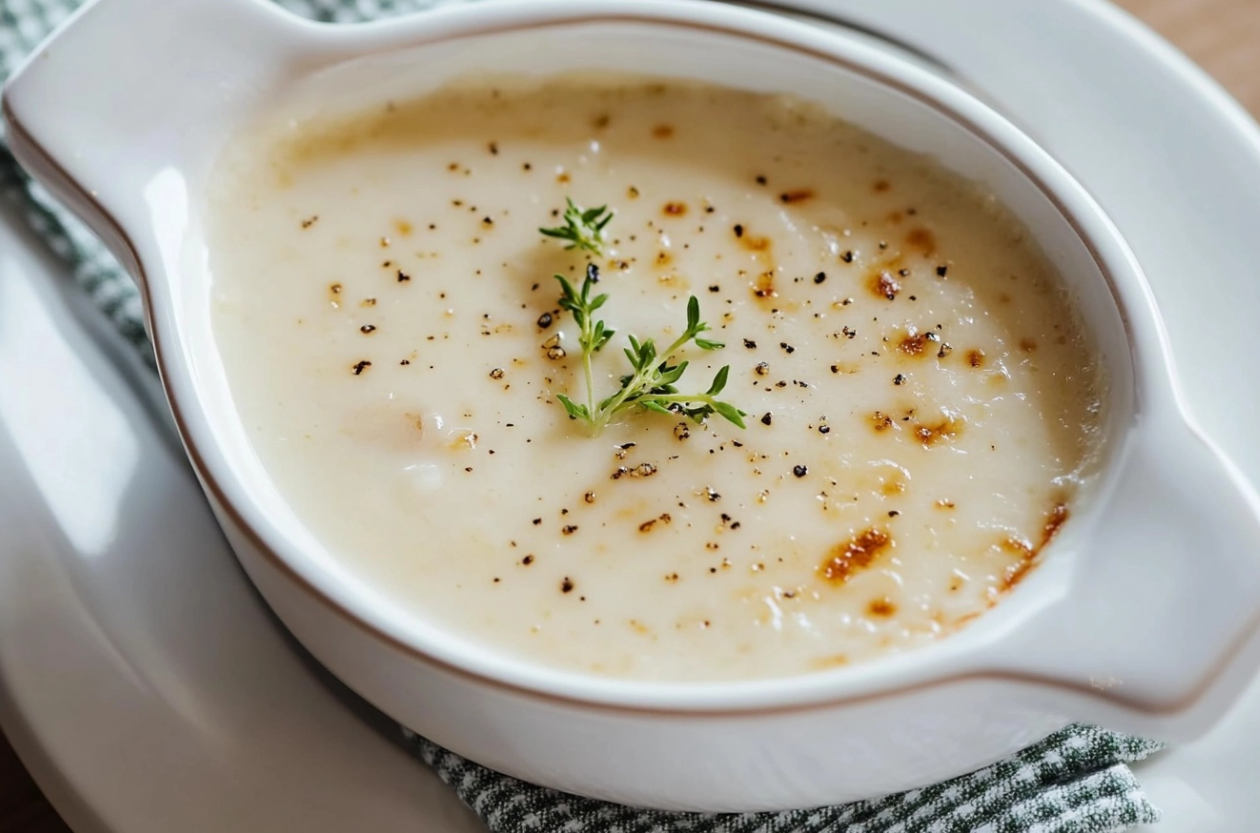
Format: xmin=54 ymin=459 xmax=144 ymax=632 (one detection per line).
xmin=208 ymin=78 xmax=1101 ymax=680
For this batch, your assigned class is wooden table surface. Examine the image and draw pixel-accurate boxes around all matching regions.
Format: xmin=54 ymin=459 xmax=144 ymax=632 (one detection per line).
xmin=2 ymin=1 xmax=1259 ymax=831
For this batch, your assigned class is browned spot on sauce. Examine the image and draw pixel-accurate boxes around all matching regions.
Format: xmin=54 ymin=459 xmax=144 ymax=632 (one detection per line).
xmin=753 ymin=271 xmax=776 ymax=299
xmin=1001 ymin=536 xmax=1033 ymax=557
xmin=870 ymin=411 xmax=894 ymax=432
xmin=967 ymin=348 xmax=986 ymax=368
xmin=1041 ymin=503 xmax=1070 ymax=547
xmin=812 ymin=654 xmax=849 ymax=670
xmin=638 ymin=513 xmax=673 ymax=533
xmin=394 ymin=219 xmax=413 ymax=236
xmin=914 ymin=414 xmax=962 ymax=447
xmin=1001 ymin=503 xmax=1070 ymax=591
xmin=869 ymin=270 xmax=901 ymax=301
xmin=592 ymin=113 xmax=610 ymax=129
xmin=652 ymin=124 xmax=674 ymax=139
xmin=898 ymin=329 xmax=929 ymax=356
xmin=867 ymin=597 xmax=897 ymax=617
xmin=735 ymin=226 xmax=778 ymax=301
xmin=905 ymin=227 xmax=936 ymax=256
xmin=656 ymin=250 xmax=674 ymax=267
xmin=779 ymin=189 xmax=815 ymax=205
xmin=328 ymin=282 xmax=343 ymax=307
xmin=1019 ymin=337 xmax=1038 ymax=352
xmin=1002 ymin=559 xmax=1035 ymax=591
xmin=300 ymin=215 xmax=319 ymax=229
xmin=627 ymin=185 xmax=640 ymax=199
xmin=953 ymin=611 xmax=983 ymax=628
xmin=821 ymin=529 xmax=892 ymax=583
xmin=556 ymin=172 xmax=571 ymax=184
xmin=663 ymin=201 xmax=687 ymax=216
xmin=448 ymin=431 xmax=478 ymax=451
xmin=873 ymin=179 xmax=891 ymax=193
xmin=740 ymin=233 xmax=772 ymax=253
xmin=886 ymin=210 xmax=904 ymax=224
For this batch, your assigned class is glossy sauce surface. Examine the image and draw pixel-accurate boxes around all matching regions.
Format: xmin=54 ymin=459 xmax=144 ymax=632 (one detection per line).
xmin=208 ymin=78 xmax=1101 ymax=680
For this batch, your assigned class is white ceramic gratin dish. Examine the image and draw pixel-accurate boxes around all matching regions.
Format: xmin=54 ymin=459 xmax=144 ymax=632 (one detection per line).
xmin=7 ymin=0 xmax=1260 ymax=812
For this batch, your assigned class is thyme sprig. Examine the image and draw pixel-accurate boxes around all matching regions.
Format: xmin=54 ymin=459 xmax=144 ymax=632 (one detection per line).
xmin=540 ymin=199 xmax=746 ymax=434
xmin=540 ymin=198 xmax=614 ymax=254
xmin=554 ymin=268 xmax=744 ymax=431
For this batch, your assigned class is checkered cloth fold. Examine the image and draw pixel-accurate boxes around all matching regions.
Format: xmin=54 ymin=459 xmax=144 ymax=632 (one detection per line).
xmin=407 ymin=726 xmax=1162 ymax=833
xmin=0 ymin=1 xmax=1165 ymax=830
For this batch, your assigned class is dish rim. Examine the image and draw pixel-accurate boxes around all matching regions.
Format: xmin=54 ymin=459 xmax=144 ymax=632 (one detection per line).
xmin=4 ymin=0 xmax=1204 ymax=716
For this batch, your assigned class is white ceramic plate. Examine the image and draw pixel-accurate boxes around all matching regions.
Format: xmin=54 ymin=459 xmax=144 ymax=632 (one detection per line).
xmin=1 ymin=0 xmax=1257 ymax=830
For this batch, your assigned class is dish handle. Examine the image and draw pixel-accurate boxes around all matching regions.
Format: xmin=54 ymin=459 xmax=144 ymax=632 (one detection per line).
xmin=1 ymin=0 xmax=306 ymax=285
xmin=984 ymin=407 xmax=1260 ymax=737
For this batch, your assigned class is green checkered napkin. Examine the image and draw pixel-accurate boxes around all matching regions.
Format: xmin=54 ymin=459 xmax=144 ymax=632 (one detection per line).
xmin=0 ymin=1 xmax=1165 ymax=830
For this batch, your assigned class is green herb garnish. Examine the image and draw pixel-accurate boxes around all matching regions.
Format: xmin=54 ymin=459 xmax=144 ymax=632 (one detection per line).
xmin=539 ymin=198 xmax=614 ymax=254
xmin=540 ymin=201 xmax=746 ymax=434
